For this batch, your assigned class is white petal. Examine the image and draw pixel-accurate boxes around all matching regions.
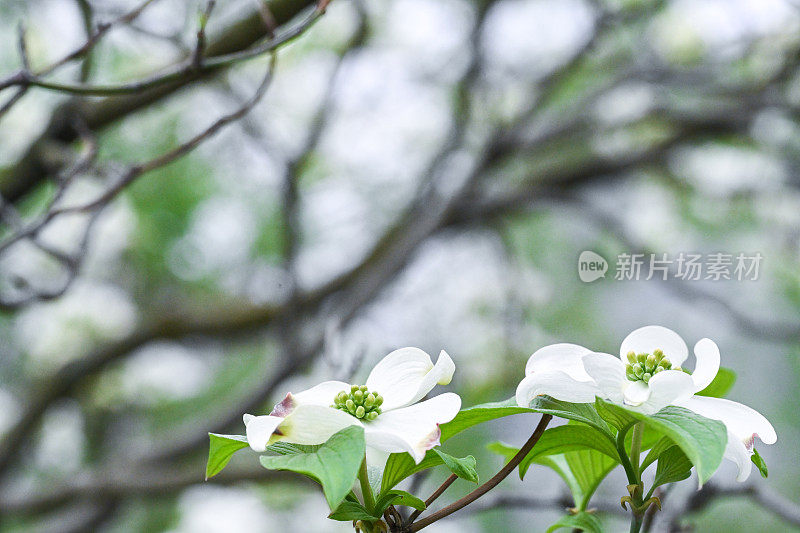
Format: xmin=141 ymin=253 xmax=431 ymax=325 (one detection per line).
xmin=366 ymin=348 xmax=455 ymax=411
xmin=637 ymin=370 xmax=695 ymax=414
xmin=723 ymin=429 xmax=754 ymax=482
xmin=582 ymin=352 xmax=626 ymax=404
xmin=623 ymin=380 xmax=651 ymax=406
xmin=364 ymin=393 xmax=461 ymax=464
xmin=620 ymin=326 xmax=688 ymax=366
xmin=691 ymin=338 xmax=720 ymax=393
xmin=515 ymin=370 xmax=598 ymax=406
xmin=243 ymin=414 xmax=283 ymax=452
xmin=275 ymin=404 xmax=361 ymax=445
xmin=524 ymin=343 xmax=593 ymax=382
xmin=271 ymin=380 xmax=351 ymax=417
xmin=679 ymin=396 xmax=777 ymax=445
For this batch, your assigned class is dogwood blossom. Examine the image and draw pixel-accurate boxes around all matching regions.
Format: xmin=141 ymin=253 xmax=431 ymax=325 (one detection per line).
xmin=516 ymin=326 xmax=777 ymax=481
xmin=242 ymin=348 xmax=460 ymax=465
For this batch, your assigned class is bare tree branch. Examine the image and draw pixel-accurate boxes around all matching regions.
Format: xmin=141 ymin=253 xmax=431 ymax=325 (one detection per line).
xmin=0 ymin=0 xmax=317 ymax=204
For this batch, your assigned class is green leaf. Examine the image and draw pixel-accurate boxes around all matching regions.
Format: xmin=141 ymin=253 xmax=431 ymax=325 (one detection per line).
xmin=433 ymin=449 xmax=479 ymax=483
xmin=374 ymin=490 xmax=427 ymax=515
xmin=495 ymin=443 xmax=617 ymax=511
xmin=532 ymin=450 xmax=617 ymax=511
xmin=381 ymin=397 xmax=541 ymax=491
xmin=259 ymin=426 xmax=365 ymax=510
xmin=529 ymin=396 xmax=613 ymax=438
xmin=381 ymin=452 xmax=444 ymax=493
xmin=206 ymin=433 xmax=249 ymax=479
xmin=267 ymin=441 xmax=317 ymax=455
xmin=328 ymin=500 xmax=376 ymax=522
xmin=547 ymin=511 xmax=604 ymax=532
xmin=595 ymin=399 xmax=727 ymax=487
xmin=641 ymin=436 xmax=675 ymax=472
xmin=653 ymin=445 xmax=693 ymax=488
xmin=697 ymin=367 xmax=736 ymax=398
xmin=518 ymin=424 xmax=619 ymax=478
xmin=594 ymin=399 xmax=639 ymax=432
xmin=751 ymin=448 xmax=768 ymax=478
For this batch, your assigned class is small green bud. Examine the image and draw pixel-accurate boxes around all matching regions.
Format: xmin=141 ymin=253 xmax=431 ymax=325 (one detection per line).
xmin=346 ymin=399 xmax=356 ymax=413
xmin=653 ymin=349 xmax=664 ymax=360
xmin=633 ymin=363 xmax=643 ymax=376
xmin=366 ymin=411 xmax=379 ymax=421
xmin=654 ymin=366 xmax=664 ymax=374
xmin=642 ymin=372 xmax=651 ymax=383
xmin=626 ymin=351 xmax=637 ymax=364
xmin=351 ymin=384 xmax=360 ymax=394
xmin=646 ymin=354 xmax=656 ymax=367
xmin=375 ymin=394 xmax=384 ymax=406
xmin=355 ymin=405 xmax=366 ymax=418
xmin=364 ymin=393 xmax=376 ymax=408
xmin=353 ymin=390 xmax=364 ymax=403
xmin=360 ymin=385 xmax=368 ymax=392
xmin=661 ymin=359 xmax=672 ymax=370
xmin=637 ymin=353 xmax=647 ymax=365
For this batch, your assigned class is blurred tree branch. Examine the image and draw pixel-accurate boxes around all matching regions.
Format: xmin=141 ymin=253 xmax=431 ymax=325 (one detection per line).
xmin=0 ymin=464 xmax=310 ymax=517
xmin=0 ymin=0 xmax=317 ymax=203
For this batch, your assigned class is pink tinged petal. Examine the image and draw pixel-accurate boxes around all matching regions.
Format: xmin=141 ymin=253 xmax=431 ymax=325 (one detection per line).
xmin=582 ymin=352 xmax=626 ymax=404
xmin=620 ymin=326 xmax=689 ymax=366
xmin=364 ymin=393 xmax=461 ymax=464
xmin=270 ymin=394 xmax=295 ymax=417
xmin=271 ymin=381 xmax=354 ymax=417
xmin=637 ymin=370 xmax=695 ymax=414
xmin=515 ymin=371 xmax=599 ymax=407
xmin=691 ymin=338 xmax=720 ymax=393
xmin=622 ymin=380 xmax=651 ymax=406
xmin=274 ymin=404 xmax=361 ymax=446
xmin=525 ymin=343 xmax=593 ymax=382
xmin=679 ymin=396 xmax=777 ymax=445
xmin=366 ymin=348 xmax=455 ymax=411
xmin=243 ymin=414 xmax=283 ymax=452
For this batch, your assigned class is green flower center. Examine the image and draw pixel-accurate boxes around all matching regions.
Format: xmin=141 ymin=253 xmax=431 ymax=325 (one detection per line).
xmin=624 ymin=349 xmax=685 ymax=384
xmin=332 ymin=384 xmax=384 ymax=421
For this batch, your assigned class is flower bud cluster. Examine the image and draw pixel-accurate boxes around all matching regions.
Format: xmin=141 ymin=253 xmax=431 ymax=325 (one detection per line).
xmin=625 ymin=349 xmax=682 ymax=384
xmin=333 ymin=385 xmax=384 ymax=421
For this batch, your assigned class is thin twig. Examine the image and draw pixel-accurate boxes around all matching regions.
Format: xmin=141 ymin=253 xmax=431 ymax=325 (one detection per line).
xmin=407 ymin=475 xmax=457 ymax=523
xmin=407 ymin=415 xmax=552 ymax=531
xmin=0 ymin=6 xmax=323 ymax=97
xmin=193 ymin=1 xmax=216 ymax=69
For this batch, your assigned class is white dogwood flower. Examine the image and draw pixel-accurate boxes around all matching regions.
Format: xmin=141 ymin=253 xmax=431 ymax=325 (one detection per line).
xmin=242 ymin=348 xmax=460 ymax=465
xmin=516 ymin=326 xmax=777 ymax=481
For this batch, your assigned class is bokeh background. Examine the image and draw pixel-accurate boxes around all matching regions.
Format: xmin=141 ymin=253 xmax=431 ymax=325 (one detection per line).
xmin=0 ymin=0 xmax=798 ymax=531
